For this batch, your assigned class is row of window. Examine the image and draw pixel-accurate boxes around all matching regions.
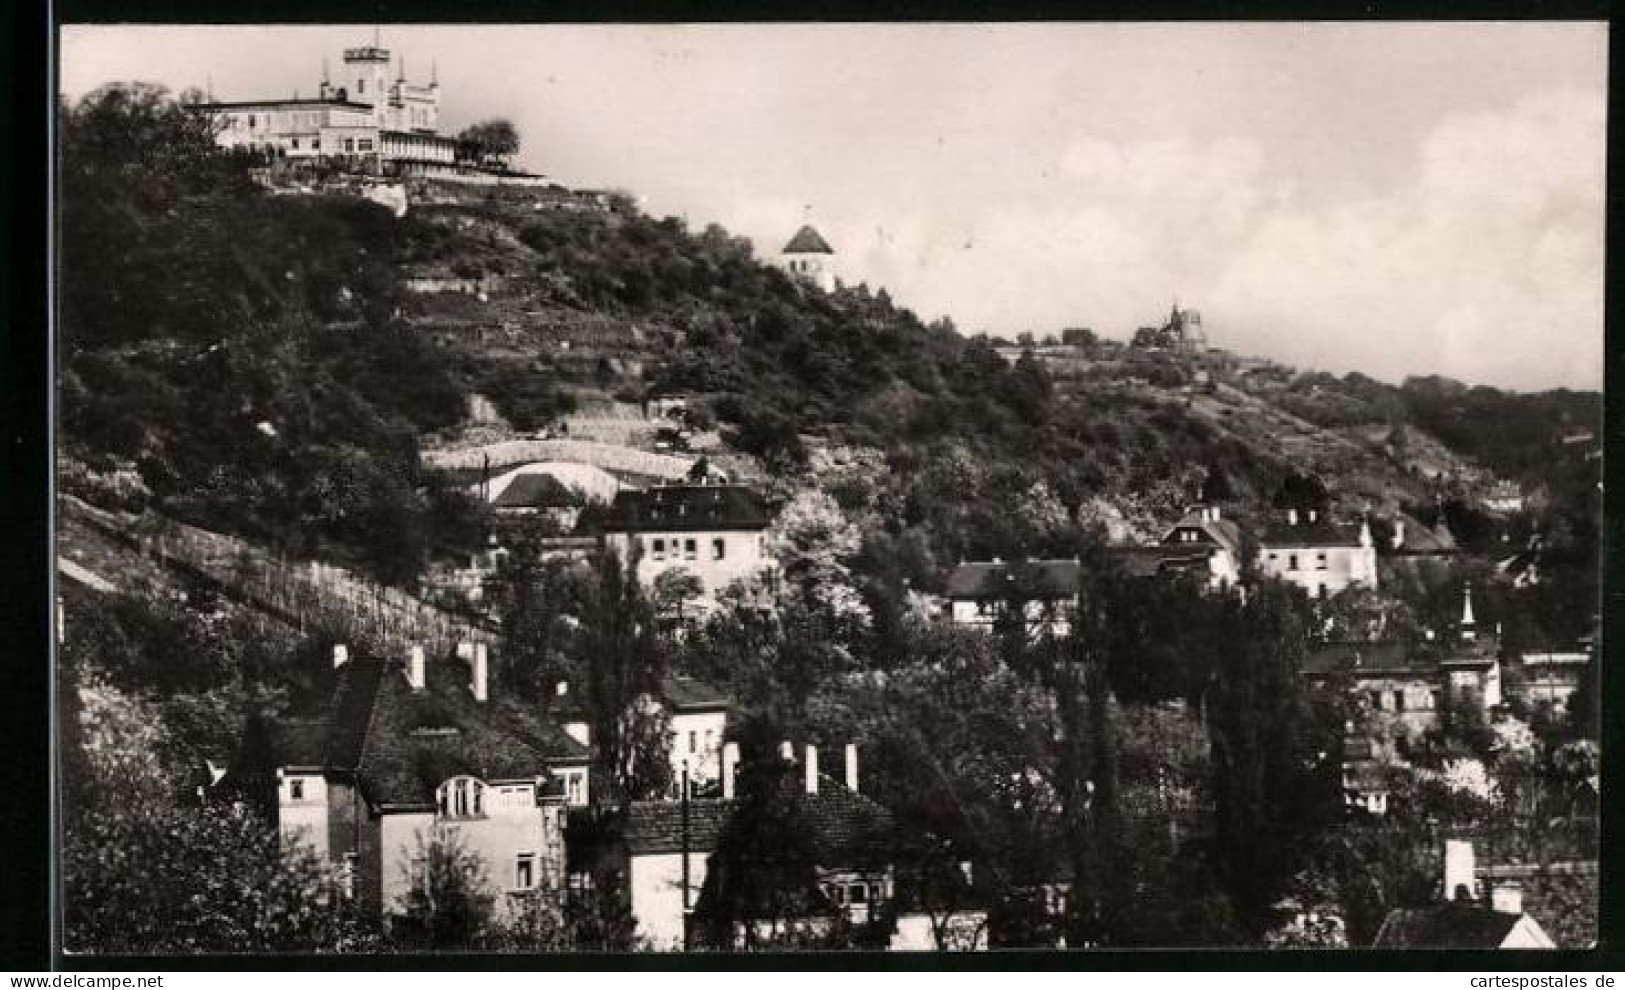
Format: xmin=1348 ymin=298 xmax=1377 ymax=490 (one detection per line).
xmin=823 ymin=881 xmax=886 ymax=907
xmin=648 ymin=536 xmax=727 ymax=563
xmin=1267 ymin=551 xmax=1331 ymax=571
xmin=1370 ymin=688 xmax=1442 ymax=713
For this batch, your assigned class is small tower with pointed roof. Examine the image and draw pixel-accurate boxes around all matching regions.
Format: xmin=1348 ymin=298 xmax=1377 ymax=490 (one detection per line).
xmin=777 ymin=223 xmax=837 ymax=292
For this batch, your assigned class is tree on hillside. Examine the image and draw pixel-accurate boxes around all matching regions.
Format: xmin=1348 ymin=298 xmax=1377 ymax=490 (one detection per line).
xmin=457 ymin=119 xmax=520 ymax=166
xmin=1206 ymin=581 xmax=1344 ymax=934
xmin=575 ymin=551 xmax=672 ymax=803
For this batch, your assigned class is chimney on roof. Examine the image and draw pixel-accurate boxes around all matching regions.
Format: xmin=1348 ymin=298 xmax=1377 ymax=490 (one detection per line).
xmin=844 ymin=743 xmax=859 ymax=793
xmin=779 ymin=740 xmax=793 ymax=761
xmin=1392 ymin=520 xmax=1406 ymax=550
xmin=1209 ymin=505 xmax=1221 ymax=522
xmin=805 ymin=745 xmax=819 ymax=795
xmin=555 ymin=680 xmax=569 ymax=697
xmin=991 ymin=556 xmax=1003 ymax=564
xmin=1491 ymin=881 xmax=1524 ymax=916
xmin=407 ymin=644 xmax=425 ymax=691
xmin=1288 ymin=508 xmax=1299 ymax=526
xmin=456 ymin=640 xmax=474 ymax=660
xmin=472 ymin=642 xmax=489 ymax=702
xmin=1444 ymin=839 xmax=1478 ymax=903
xmin=333 ymin=643 xmax=349 ymax=669
xmin=722 ymin=742 xmax=740 ymax=799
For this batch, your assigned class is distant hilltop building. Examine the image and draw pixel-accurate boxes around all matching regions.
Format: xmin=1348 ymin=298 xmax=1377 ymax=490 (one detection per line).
xmin=190 ymin=36 xmax=530 ymax=181
xmin=776 ymin=224 xmax=837 ymax=292
xmin=1132 ymin=303 xmax=1209 ymax=355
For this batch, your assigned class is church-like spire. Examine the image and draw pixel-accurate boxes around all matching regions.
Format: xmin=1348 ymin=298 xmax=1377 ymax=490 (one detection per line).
xmin=1460 ymin=584 xmax=1477 ymax=640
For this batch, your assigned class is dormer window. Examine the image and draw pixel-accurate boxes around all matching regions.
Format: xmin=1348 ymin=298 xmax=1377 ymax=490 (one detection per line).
xmin=437 ymin=776 xmax=487 ymax=819
xmin=288 ymin=778 xmax=305 ymax=801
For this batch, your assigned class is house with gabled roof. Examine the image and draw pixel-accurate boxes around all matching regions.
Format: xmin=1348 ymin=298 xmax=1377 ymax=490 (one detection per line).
xmin=556 ymin=673 xmax=733 ymax=798
xmin=1256 ymin=504 xmax=1378 ymax=597
xmin=1157 ymin=503 xmax=1244 ymax=587
xmin=1373 ymin=840 xmax=1556 ymax=949
xmin=597 ymin=481 xmax=778 ymax=613
xmin=220 ymin=640 xmax=590 ymax=925
xmin=776 ymin=224 xmax=837 ymax=291
xmin=619 ymin=743 xmax=904 ymax=950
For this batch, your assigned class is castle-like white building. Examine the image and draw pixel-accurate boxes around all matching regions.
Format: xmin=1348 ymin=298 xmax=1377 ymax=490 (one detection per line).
xmin=195 ymin=37 xmax=463 ymax=175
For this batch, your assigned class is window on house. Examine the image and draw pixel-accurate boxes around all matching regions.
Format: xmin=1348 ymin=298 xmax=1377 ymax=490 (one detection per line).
xmin=515 ymin=853 xmax=536 ymax=890
xmin=248 ymin=114 xmax=256 ymax=127
xmin=1288 ymin=554 xmax=1300 ymax=571
xmin=652 ymin=538 xmax=666 ymax=560
xmin=343 ymin=138 xmax=355 ymax=153
xmin=713 ymin=538 xmax=726 ymax=561
xmin=288 ymin=778 xmax=304 ymax=800
xmin=849 ymin=883 xmax=867 ymax=904
xmin=1393 ymin=690 xmax=1406 ymax=712
xmin=688 ymin=731 xmax=698 ymax=754
xmin=1430 ymin=690 xmax=1443 ymax=711
xmin=1316 ymin=552 xmax=1329 ymax=570
xmin=358 ymin=79 xmax=366 ymax=95
xmin=291 ymin=138 xmax=300 ymax=150
xmin=565 ymin=771 xmax=586 ymax=806
xmin=1317 ymin=583 xmax=1328 ymax=599
xmin=684 ymin=538 xmax=698 ymax=560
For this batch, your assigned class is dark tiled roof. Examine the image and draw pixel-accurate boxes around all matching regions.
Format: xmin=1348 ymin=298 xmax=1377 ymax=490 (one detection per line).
xmin=268 ymin=719 xmax=332 ymax=770
xmin=1303 ymin=641 xmax=1428 ymax=677
xmin=1260 ymin=518 xmax=1366 ymax=549
xmin=624 ymin=798 xmax=734 ymax=855
xmin=624 ymin=774 xmax=896 ymax=869
xmin=944 ymin=559 xmax=1080 ymax=601
xmin=782 ymin=225 xmax=834 ymax=254
xmin=1111 ymin=544 xmax=1218 ymax=579
xmin=258 ymin=653 xmax=587 ymax=810
xmin=1162 ymin=510 xmax=1244 ymax=557
xmin=661 ymin=674 xmax=731 ymax=713
xmin=492 ymin=473 xmax=584 ymax=509
xmin=1372 ymin=905 xmax=1524 ymax=949
xmin=600 ymin=484 xmax=770 ymax=534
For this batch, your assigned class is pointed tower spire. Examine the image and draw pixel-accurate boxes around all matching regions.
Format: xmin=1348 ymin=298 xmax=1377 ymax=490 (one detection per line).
xmin=1460 ymin=585 xmax=1477 ymax=641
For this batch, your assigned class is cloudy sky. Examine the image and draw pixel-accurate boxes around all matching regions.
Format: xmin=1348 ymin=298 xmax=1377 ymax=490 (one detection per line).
xmin=61 ymin=23 xmax=1606 ymax=390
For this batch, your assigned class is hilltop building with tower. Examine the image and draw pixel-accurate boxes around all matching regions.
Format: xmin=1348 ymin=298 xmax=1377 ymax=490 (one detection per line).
xmin=192 ymin=35 xmax=535 ymax=182
xmin=775 ymin=224 xmax=837 ymax=292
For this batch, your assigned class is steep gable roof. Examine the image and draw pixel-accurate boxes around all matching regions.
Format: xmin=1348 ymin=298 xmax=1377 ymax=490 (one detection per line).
xmin=253 ymin=652 xmax=588 ymax=811
xmin=943 ymin=559 xmax=1080 ymax=601
xmin=782 ymin=225 xmax=834 ymax=255
xmin=1372 ymin=904 xmax=1535 ymax=949
xmin=600 ymin=484 xmax=771 ymax=534
xmin=623 ymin=773 xmax=896 ymax=868
xmin=1162 ymin=509 xmax=1244 ymax=557
xmin=491 ymin=472 xmax=585 ymax=509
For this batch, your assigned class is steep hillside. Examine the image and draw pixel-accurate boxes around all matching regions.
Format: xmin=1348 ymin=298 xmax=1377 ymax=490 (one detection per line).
xmin=59 ymin=84 xmax=1598 ymax=597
